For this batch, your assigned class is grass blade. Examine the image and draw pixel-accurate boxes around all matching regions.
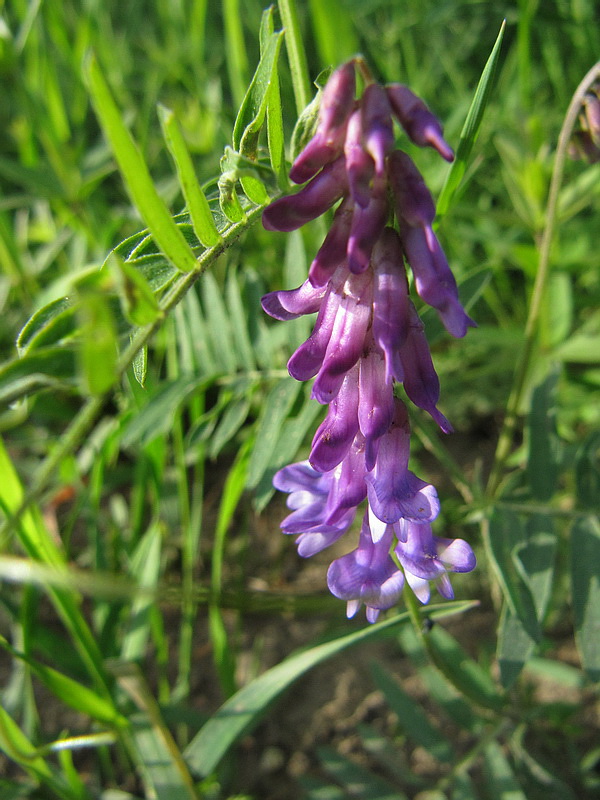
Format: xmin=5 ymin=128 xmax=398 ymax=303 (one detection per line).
xmin=437 ymin=20 xmax=506 ymax=217
xmin=84 ymin=52 xmax=198 ymax=273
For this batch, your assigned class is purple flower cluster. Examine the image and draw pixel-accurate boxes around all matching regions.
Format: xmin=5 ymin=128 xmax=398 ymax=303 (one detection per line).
xmin=262 ymin=60 xmax=476 ymax=622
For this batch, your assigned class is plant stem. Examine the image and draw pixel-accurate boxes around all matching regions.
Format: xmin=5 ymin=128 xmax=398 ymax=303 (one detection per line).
xmin=486 ymin=61 xmax=600 ymax=498
xmin=278 ymin=0 xmax=312 ymax=115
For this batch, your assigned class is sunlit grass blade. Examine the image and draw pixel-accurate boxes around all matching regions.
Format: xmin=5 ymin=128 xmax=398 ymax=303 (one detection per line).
xmin=209 ymin=439 xmax=253 ymax=697
xmin=497 ymin=605 xmax=535 ymax=689
xmin=83 ymin=52 xmax=198 ymax=273
xmin=158 ymin=105 xmax=222 ymax=249
xmin=183 ymin=600 xmax=476 ymax=776
xmin=201 ymin=271 xmax=238 ymax=373
xmin=222 ymin=0 xmax=249 ymax=108
xmin=121 ymin=522 xmax=163 ymax=662
xmin=526 ymin=371 xmax=561 ymax=501
xmin=422 ymin=623 xmax=505 ymax=712
xmin=0 ymin=636 xmax=128 ymax=728
xmin=307 ymin=0 xmax=360 ymax=67
xmin=487 ymin=509 xmax=540 ymax=641
xmin=277 ymin=0 xmax=311 ymax=115
xmin=232 ymin=15 xmax=283 ymax=156
xmin=398 ymin=625 xmax=479 ymax=733
xmin=246 ymin=378 xmax=303 ymax=489
xmin=0 ymin=705 xmax=53 ymax=784
xmin=0 ymin=438 xmax=113 ymax=699
xmin=253 ymin=384 xmax=322 ymax=512
xmin=436 ymin=20 xmax=506 ymax=217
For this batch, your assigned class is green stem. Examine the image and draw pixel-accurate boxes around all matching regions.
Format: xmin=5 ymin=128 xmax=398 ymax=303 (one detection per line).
xmin=278 ymin=0 xmax=312 ymax=115
xmin=0 ymin=204 xmax=268 ymax=543
xmin=486 ymin=60 xmax=600 ymax=498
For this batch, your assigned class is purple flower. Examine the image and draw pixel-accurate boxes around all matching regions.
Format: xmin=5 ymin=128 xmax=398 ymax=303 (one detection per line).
xmin=357 ymin=344 xmax=395 ymax=471
xmin=386 ymin=84 xmax=454 ymax=162
xmin=289 ymin=61 xmax=357 ymax=184
xmin=273 ymin=460 xmax=357 ymax=556
xmin=400 ymin=222 xmax=476 ymax=338
xmin=262 ymin=60 xmax=476 ymax=621
xmin=347 ymin=174 xmax=389 ymax=275
xmin=310 ymin=366 xmax=360 ymax=472
xmin=287 ymin=270 xmax=346 ymax=381
xmin=311 ymin=270 xmax=373 ymax=403
xmin=399 ymin=304 xmax=453 ymax=433
xmin=261 ymin=279 xmax=326 ymax=321
xmin=361 ymin=83 xmax=395 ymax=176
xmin=262 ymin=156 xmax=348 ymax=232
xmin=389 ymin=151 xmax=475 ymax=339
xmin=371 ymin=228 xmax=410 ymax=383
xmin=308 ymin=197 xmax=354 ymax=287
xmin=365 ymin=399 xmax=441 ymax=525
xmin=388 ymin=150 xmax=436 ymax=228
xmin=327 ymin=513 xmax=405 ymax=623
xmin=394 ymin=518 xmax=476 ymax=603
xmin=344 ymin=110 xmax=375 ymax=208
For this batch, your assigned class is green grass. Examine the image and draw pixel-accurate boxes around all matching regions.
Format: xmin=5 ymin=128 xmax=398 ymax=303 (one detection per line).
xmin=0 ymin=1 xmax=599 ymax=798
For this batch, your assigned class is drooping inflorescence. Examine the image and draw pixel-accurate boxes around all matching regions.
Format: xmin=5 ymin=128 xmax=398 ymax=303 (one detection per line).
xmin=262 ymin=59 xmax=476 ymax=622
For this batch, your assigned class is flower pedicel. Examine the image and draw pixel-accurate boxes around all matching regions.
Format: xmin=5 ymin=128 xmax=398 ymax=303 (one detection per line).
xmin=263 ymin=59 xmax=476 ymax=622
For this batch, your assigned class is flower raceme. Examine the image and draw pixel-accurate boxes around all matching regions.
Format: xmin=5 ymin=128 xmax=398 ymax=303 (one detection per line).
xmin=262 ymin=59 xmax=476 ymax=622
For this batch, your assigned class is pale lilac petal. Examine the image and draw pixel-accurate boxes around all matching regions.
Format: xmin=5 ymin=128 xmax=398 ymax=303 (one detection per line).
xmin=327 ymin=515 xmax=405 ymax=620
xmin=295 ymin=522 xmax=352 ymax=557
xmin=435 ymin=537 xmax=477 ymax=573
xmin=368 ymin=504 xmax=389 ymax=544
xmin=404 ymin=571 xmax=431 ymax=604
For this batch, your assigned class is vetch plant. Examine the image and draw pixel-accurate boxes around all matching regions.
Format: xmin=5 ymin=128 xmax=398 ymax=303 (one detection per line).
xmin=262 ymin=58 xmax=476 ymax=621
xmin=0 ymin=2 xmax=599 ymax=799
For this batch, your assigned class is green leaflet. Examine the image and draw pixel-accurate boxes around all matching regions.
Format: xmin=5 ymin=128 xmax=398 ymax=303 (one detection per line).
xmin=158 ymin=104 xmax=222 ymax=249
xmin=527 ymin=370 xmax=561 ymax=501
xmin=232 ymin=14 xmax=284 ymax=157
xmin=571 ymin=515 xmax=600 ymax=681
xmin=370 ymin=662 xmax=455 ymax=762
